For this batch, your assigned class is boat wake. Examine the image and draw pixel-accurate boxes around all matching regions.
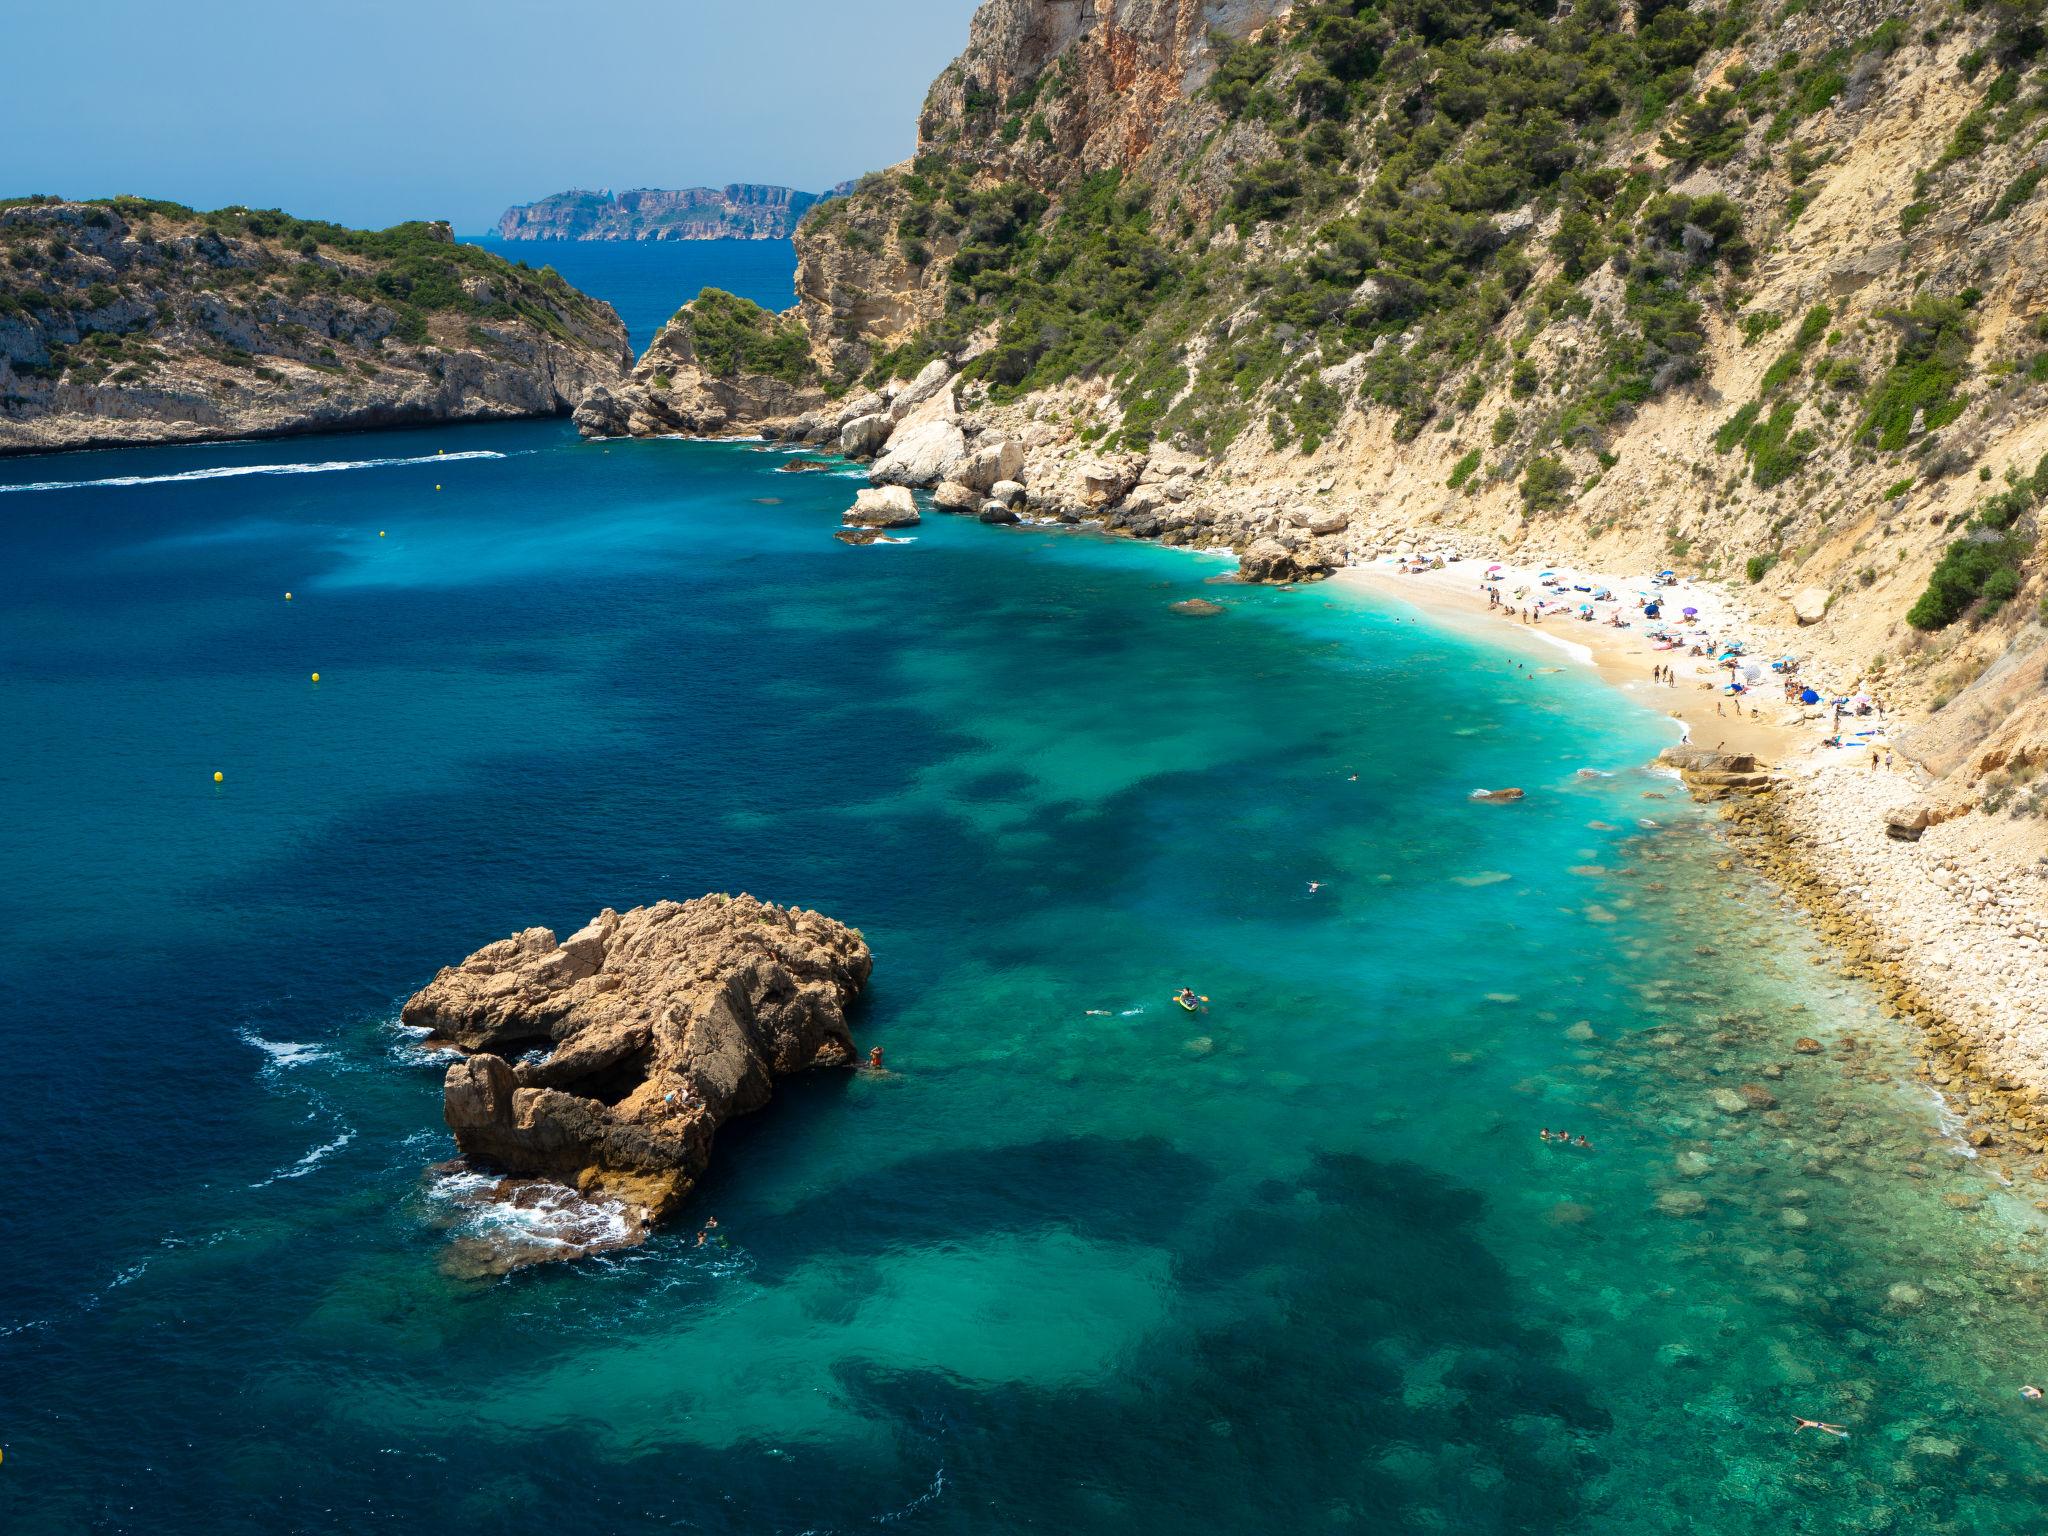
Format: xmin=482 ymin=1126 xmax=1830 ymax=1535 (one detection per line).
xmin=0 ymin=449 xmax=506 ymax=495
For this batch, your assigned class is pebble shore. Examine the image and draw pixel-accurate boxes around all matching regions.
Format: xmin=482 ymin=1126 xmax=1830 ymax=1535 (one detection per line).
xmin=1725 ymin=760 xmax=2048 ymax=1190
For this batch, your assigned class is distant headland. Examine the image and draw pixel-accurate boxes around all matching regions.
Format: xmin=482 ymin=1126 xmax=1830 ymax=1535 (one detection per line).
xmin=493 ymin=183 xmax=856 ymax=242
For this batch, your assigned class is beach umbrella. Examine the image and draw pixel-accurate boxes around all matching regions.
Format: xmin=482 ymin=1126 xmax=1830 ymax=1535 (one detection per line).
xmin=1800 ymin=688 xmax=1821 ymax=704
xmin=1682 ymin=606 xmax=1698 ymax=617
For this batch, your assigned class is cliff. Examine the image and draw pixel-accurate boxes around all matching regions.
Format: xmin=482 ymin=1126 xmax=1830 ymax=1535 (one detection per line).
xmin=577 ymin=0 xmax=2048 ymax=804
xmin=0 ymin=197 xmax=632 ymax=456
xmin=494 ymin=183 xmax=851 ymax=241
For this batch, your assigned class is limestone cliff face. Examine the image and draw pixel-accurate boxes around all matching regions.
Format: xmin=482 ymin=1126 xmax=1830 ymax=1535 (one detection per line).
xmin=918 ymin=0 xmax=1293 ymax=182
xmin=0 ymin=199 xmax=631 ymax=455
xmin=494 ymin=184 xmax=845 ymax=241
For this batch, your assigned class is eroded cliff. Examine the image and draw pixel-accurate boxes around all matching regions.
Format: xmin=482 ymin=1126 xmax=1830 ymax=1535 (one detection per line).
xmin=0 ymin=197 xmax=631 ymax=455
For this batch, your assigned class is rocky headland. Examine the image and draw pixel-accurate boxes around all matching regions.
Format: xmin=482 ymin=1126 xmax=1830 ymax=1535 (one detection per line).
xmin=494 ymin=184 xmax=852 ymax=242
xmin=0 ymin=197 xmax=631 ymax=455
xmin=402 ymin=894 xmax=870 ymax=1270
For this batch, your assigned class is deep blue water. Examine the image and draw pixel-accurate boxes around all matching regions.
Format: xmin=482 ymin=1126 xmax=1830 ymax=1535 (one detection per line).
xmin=3 ymin=422 xmax=2046 ymax=1534
xmin=463 ymin=236 xmax=799 ymax=350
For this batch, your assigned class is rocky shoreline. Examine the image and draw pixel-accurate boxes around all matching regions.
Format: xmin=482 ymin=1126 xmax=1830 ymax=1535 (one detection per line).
xmin=1719 ymin=768 xmax=2048 ymax=1191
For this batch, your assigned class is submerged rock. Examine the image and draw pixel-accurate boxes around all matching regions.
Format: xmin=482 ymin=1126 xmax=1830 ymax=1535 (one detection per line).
xmin=402 ymin=895 xmax=870 ymax=1268
xmin=1170 ymin=598 xmax=1225 ymax=616
xmin=1469 ymin=787 xmax=1526 ymax=803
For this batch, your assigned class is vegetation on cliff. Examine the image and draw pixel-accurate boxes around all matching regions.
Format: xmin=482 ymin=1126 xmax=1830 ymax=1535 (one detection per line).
xmin=674 ymin=288 xmax=815 ymax=384
xmin=1 ymin=195 xmax=628 ymax=451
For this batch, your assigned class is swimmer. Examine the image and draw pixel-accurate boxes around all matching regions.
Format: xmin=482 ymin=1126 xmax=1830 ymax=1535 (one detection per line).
xmin=1573 ymin=1135 xmax=1591 ymax=1149
xmin=1538 ymin=1128 xmax=1553 ymax=1142
xmin=2024 ymin=1385 xmax=2043 ymax=1402
xmin=867 ymin=1045 xmax=884 ymax=1070
xmin=1308 ymin=881 xmax=1322 ymax=894
xmin=1791 ymin=1418 xmax=1849 ymax=1437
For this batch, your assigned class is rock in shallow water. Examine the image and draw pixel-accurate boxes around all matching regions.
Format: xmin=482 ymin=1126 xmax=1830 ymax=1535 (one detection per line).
xmin=402 ymin=894 xmax=870 ymax=1268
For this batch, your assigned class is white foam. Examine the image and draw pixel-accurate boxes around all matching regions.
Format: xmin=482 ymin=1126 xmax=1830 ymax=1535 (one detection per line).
xmin=0 ymin=449 xmax=505 ymax=495
xmin=426 ymin=1169 xmax=634 ymax=1251
xmin=237 ymin=1029 xmax=332 ymax=1072
xmin=250 ymin=1126 xmax=356 ymax=1187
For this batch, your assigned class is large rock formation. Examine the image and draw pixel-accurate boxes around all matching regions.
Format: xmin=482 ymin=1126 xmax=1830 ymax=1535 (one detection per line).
xmin=402 ymin=895 xmax=871 ymax=1264
xmin=574 ymin=287 xmax=830 ymax=437
xmin=0 ymin=199 xmax=631 ymax=456
xmin=494 ymin=184 xmax=850 ymax=242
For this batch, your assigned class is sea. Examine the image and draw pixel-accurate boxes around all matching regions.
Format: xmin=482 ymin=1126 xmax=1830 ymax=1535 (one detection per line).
xmin=2 ymin=244 xmax=2046 ymax=1535
xmin=463 ymin=236 xmax=800 ymax=349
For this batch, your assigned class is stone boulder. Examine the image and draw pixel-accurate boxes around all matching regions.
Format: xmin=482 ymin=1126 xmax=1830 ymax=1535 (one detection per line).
xmin=1292 ymin=508 xmax=1350 ymax=536
xmin=932 ymin=480 xmax=980 ymax=512
xmin=845 ymin=485 xmax=920 ymax=528
xmin=840 ymin=412 xmax=891 ymax=457
xmin=1885 ymin=803 xmax=1933 ymax=841
xmin=1791 ymin=585 xmax=1830 ymax=625
xmin=1236 ymin=536 xmax=1334 ymax=585
xmin=979 ymin=501 xmax=1021 ymax=524
xmin=1079 ymin=456 xmax=1146 ymax=508
xmin=888 ymin=358 xmax=953 ymax=422
xmin=871 ymin=417 xmax=968 ymax=487
xmin=956 ymin=438 xmax=1025 ymax=493
xmin=988 ymin=478 xmax=1027 ymax=507
xmin=403 ymin=896 xmax=870 ymax=1265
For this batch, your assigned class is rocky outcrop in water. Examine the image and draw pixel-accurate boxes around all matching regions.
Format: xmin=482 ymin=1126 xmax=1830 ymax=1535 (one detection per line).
xmin=402 ymin=894 xmax=871 ymax=1266
xmin=494 ymin=184 xmax=851 ymax=242
xmin=0 ymin=199 xmax=631 ymax=456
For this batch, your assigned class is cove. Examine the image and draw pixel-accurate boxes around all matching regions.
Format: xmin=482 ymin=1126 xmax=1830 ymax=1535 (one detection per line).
xmin=1 ymin=421 xmax=2043 ymax=1534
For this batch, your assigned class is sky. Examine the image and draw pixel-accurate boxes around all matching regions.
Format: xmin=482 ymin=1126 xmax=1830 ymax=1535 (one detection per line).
xmin=8 ymin=0 xmax=981 ymax=232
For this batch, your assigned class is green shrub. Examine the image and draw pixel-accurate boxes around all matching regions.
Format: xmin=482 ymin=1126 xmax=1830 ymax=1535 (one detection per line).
xmin=1447 ymin=447 xmax=1483 ymax=488
xmin=1714 ymin=400 xmax=1761 ymax=452
xmin=1899 ymin=201 xmax=1933 ymax=234
xmin=1746 ymin=552 xmax=1780 ymax=582
xmin=1860 ymin=295 xmax=1972 ymax=450
xmin=1992 ymin=165 xmax=2045 ymax=220
xmin=1882 ymin=476 xmax=1915 ymax=500
xmin=682 ymin=288 xmax=813 ymax=383
xmin=1907 ymin=533 xmax=2032 ymax=629
xmin=1521 ymin=455 xmax=1572 ymax=512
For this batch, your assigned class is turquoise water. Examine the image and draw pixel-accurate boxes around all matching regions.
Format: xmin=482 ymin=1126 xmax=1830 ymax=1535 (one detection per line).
xmin=462 ymin=236 xmax=799 ymax=349
xmin=4 ymin=423 xmax=2048 ymax=1533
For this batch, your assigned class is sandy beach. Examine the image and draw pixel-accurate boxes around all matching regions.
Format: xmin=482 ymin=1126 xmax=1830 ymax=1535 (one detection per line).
xmin=1339 ymin=558 xmax=1814 ymax=762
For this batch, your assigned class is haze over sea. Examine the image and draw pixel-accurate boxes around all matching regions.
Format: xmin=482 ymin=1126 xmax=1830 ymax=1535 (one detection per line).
xmin=3 ymin=246 xmax=2047 ymax=1535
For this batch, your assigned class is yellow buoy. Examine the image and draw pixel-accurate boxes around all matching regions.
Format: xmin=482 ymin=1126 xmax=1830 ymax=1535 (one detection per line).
xmin=213 ymin=771 xmax=224 ymax=783
xmin=285 ymin=591 xmax=293 ymax=601
xmin=435 ymin=484 xmax=442 ymax=491
xmin=378 ymin=530 xmax=386 ymax=537
xmin=310 ymin=672 xmax=320 ymax=683
xmin=438 ymin=448 xmax=445 ymax=455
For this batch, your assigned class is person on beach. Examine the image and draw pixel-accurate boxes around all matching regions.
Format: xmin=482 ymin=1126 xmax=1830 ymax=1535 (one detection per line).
xmin=1791 ymin=1418 xmax=1849 ymax=1437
